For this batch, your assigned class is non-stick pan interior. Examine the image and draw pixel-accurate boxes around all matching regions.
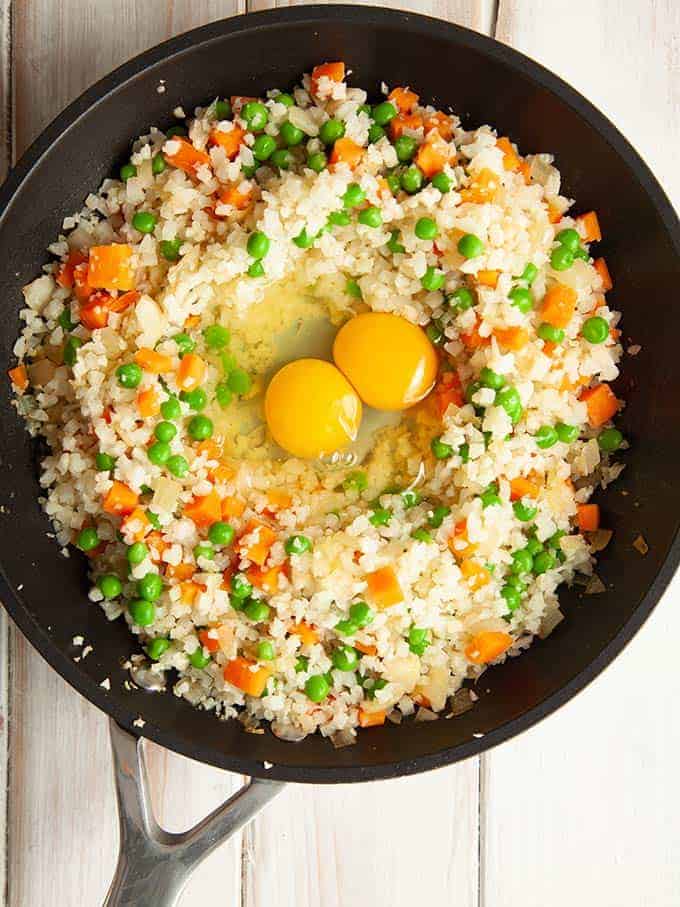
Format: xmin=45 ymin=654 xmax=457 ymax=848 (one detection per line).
xmin=1 ymin=7 xmax=678 ymax=782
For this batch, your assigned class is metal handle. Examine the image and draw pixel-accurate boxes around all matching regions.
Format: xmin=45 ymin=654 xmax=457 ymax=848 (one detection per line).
xmin=104 ymin=719 xmax=285 ymax=907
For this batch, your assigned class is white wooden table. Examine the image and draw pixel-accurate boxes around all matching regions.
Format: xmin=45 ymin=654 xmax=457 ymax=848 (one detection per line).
xmin=1 ymin=1 xmax=679 ymax=904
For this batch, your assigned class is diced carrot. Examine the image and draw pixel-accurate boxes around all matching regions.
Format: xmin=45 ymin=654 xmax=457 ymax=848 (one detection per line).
xmin=222 ymin=495 xmax=246 ymax=519
xmin=542 ymin=341 xmax=557 ymax=357
xmin=73 ymin=262 xmax=93 ymax=301
xmin=496 ymin=136 xmax=521 ymax=172
xmin=79 ymin=292 xmax=111 ymax=330
xmin=55 ymin=250 xmax=87 ymax=288
xmin=448 ymin=519 xmax=476 ymax=561
xmin=166 ymin=562 xmax=196 ymax=581
xmin=120 ymin=506 xmax=151 ymax=542
xmin=547 ymin=202 xmax=563 ymax=224
xmin=223 ymin=656 xmax=271 ymax=697
xmin=310 ymin=62 xmax=346 ymax=95
xmin=176 ymin=353 xmax=206 ymax=392
xmin=329 ymin=137 xmax=364 ymax=170
xmin=146 ymin=531 xmax=168 ymax=563
xmin=594 ymin=257 xmax=613 ymax=291
xmin=493 ymin=326 xmax=530 ymax=351
xmin=577 ymin=503 xmax=600 ymax=532
xmin=164 ymin=136 xmax=211 ymax=175
xmin=237 ymin=519 xmax=277 ymax=566
xmin=580 ymin=383 xmax=620 ymax=427
xmin=8 ymin=364 xmax=28 ymax=393
xmin=415 ymin=134 xmax=449 ymax=178
xmin=134 ymin=348 xmax=173 ymax=374
xmin=460 ymin=168 xmax=499 ymax=204
xmin=510 ymin=477 xmax=540 ymax=501
xmin=247 ymin=563 xmax=286 ymax=594
xmin=366 ymin=566 xmax=404 ymax=609
xmin=541 ymin=284 xmax=577 ymax=329
xmin=265 ymin=489 xmax=293 ymax=512
xmin=577 ymin=211 xmax=601 ymax=243
xmin=198 ymin=629 xmax=220 ymax=654
xmin=184 ymin=489 xmax=222 ymax=528
xmin=193 ymin=440 xmax=218 ymax=462
xmin=102 ymin=406 xmax=113 ymax=424
xmin=289 ymin=621 xmax=319 ymax=647
xmin=358 ymin=707 xmax=386 ymax=728
xmin=434 ymin=371 xmax=464 ymax=417
xmin=88 ymin=244 xmax=135 ymax=292
xmin=354 ymin=641 xmax=377 ymax=656
xmin=102 ymin=481 xmax=138 ymax=516
xmin=459 ymin=559 xmax=490 ymax=590
xmin=476 ymin=269 xmax=499 ymax=289
xmin=465 ymin=631 xmax=513 ymax=664
xmin=518 ymin=160 xmax=532 ymax=185
xmin=107 ymin=289 xmax=140 ymax=314
xmin=180 ymin=581 xmax=203 ymax=605
xmin=412 ymin=692 xmax=431 ymax=708
xmin=424 ymin=111 xmax=453 ymax=140
xmin=210 ymin=464 xmax=235 ymax=485
xmin=137 ymin=386 xmax=159 ymax=418
xmin=388 ymin=86 xmax=419 ymax=113
xmin=461 ymin=318 xmax=491 ymax=350
xmin=184 ymin=314 xmax=201 ymax=331
xmin=209 ymin=125 xmax=246 ymax=160
xmin=389 ymin=112 xmax=424 ymax=140
xmin=218 ymin=181 xmax=252 ymax=210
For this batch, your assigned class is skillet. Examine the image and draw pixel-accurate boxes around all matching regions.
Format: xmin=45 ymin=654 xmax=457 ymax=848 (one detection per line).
xmin=0 ymin=7 xmax=679 ymax=904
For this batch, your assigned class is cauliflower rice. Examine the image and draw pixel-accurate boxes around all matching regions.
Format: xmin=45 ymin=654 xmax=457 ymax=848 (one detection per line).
xmin=9 ymin=63 xmax=627 ymax=745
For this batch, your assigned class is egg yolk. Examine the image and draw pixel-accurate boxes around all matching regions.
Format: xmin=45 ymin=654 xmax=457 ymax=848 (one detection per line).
xmin=333 ymin=312 xmax=438 ymax=411
xmin=264 ymin=358 xmax=363 ymax=459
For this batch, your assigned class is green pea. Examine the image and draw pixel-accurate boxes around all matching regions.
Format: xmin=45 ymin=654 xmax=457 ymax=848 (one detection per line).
xmin=280 ymin=120 xmax=304 ymax=146
xmin=116 ymin=363 xmax=142 ymax=389
xmin=501 ymin=584 xmax=521 ymax=613
xmin=129 ymin=598 xmax=155 ymax=627
xmin=387 ymin=230 xmax=405 ymax=254
xmin=140 ymin=485 xmax=153 ymax=496
xmin=127 ymin=542 xmax=149 ymax=566
xmin=179 ymin=389 xmax=206 ymax=413
xmin=556 ymin=422 xmax=579 ymax=443
xmin=77 ymin=527 xmax=99 ymax=552
xmin=307 ymin=151 xmax=327 ymax=172
xmin=166 ymin=125 xmax=187 ymax=138
xmin=285 ymin=534 xmax=312 ymax=555
xmin=458 ymin=442 xmax=470 ymax=463
xmin=505 ymin=574 xmax=527 ymax=593
xmin=203 ymin=324 xmax=230 ymax=349
xmin=209 ymin=522 xmax=235 ymax=546
xmin=242 ymin=101 xmax=269 ymax=132
xmin=63 ymin=336 xmax=83 ymax=367
xmin=137 ymin=572 xmax=163 ymax=602
xmin=537 ymin=322 xmax=565 ymax=343
xmin=431 ymin=171 xmax=452 ymax=193
xmin=343 ymin=183 xmax=366 ymax=208
xmin=480 ymin=483 xmax=501 ymax=508
xmin=293 ymin=228 xmax=314 ymax=249
xmin=147 ymin=637 xmax=170 ymax=660
xmin=244 ymin=598 xmax=271 ymax=622
xmin=400 ymin=165 xmax=424 ymax=194
xmin=148 ymin=441 xmax=171 ymax=465
xmin=271 ymin=148 xmax=291 ymax=170
xmin=247 ymin=260 xmax=265 ymax=278
xmin=335 ymin=619 xmax=358 ymax=636
xmin=368 ymin=124 xmax=386 ymax=143
xmin=252 ymin=134 xmax=276 ymax=161
xmin=449 ymin=286 xmax=474 ymax=311
xmin=332 ymin=645 xmax=359 ymax=671
xmin=152 ymin=153 xmax=167 ymax=175
xmin=95 ymin=452 xmax=115 ymax=472
xmin=257 ymin=640 xmax=275 ymax=661
xmin=426 ymin=322 xmax=444 ymax=345
xmin=550 ymin=245 xmax=574 ymax=271
xmin=227 ymin=368 xmax=252 ymax=395
xmin=555 ymin=228 xmax=581 ymax=252
xmin=428 ymin=504 xmax=451 ymax=528
xmin=188 ymin=414 xmax=213 ymax=441
xmin=415 ymin=217 xmax=439 ymax=241
xmin=532 ymin=550 xmax=556 ymax=575
xmin=120 ymin=163 xmax=137 ymax=181
xmin=161 ymin=396 xmax=181 ymax=420
xmin=58 ymin=307 xmax=76 ymax=331
xmin=328 ymin=210 xmax=351 ymax=227
xmin=495 ymin=385 xmax=523 ymax=424
xmin=358 ymin=206 xmax=382 ymax=228
xmin=231 ymin=573 xmax=253 ymax=600
xmin=321 ymin=118 xmax=346 ymax=145
xmin=401 ymin=489 xmax=420 ymax=509
xmin=369 ymin=508 xmax=392 ymax=527
xmin=508 ymin=286 xmax=533 ymax=313
xmin=394 ymin=134 xmax=417 ymax=162
xmin=363 ymin=677 xmax=387 ymax=700
xmin=547 ymin=530 xmax=565 ymax=550
xmin=516 ymin=262 xmax=538 ymax=285
xmin=411 ymin=528 xmax=433 ymax=542
xmin=194 ymin=542 xmax=215 ymax=561
xmin=525 ymin=537 xmax=544 ymax=557
xmin=220 ymin=352 xmax=237 ymax=373
xmin=465 ymin=381 xmax=482 ymax=405
xmin=295 ymin=655 xmax=309 ymax=673
xmin=513 ymin=500 xmax=537 ymax=522
xmin=408 ymin=626 xmax=430 ymax=656
xmin=132 ymin=211 xmax=157 ymax=234
xmin=167 ymin=454 xmax=189 ymax=478
xmin=153 ymin=421 xmax=175 ymax=444
xmin=534 ymin=425 xmax=559 ymax=449
xmin=421 ymin=266 xmax=445 ymax=292
xmin=276 ymin=93 xmax=295 ymax=108
xmin=342 ymin=470 xmax=367 ymax=493
xmin=574 ymin=246 xmax=590 ymax=261
xmin=305 ymin=674 xmax=330 ymax=702
xmin=158 ymin=238 xmax=182 ymax=262
xmin=173 ymin=333 xmax=195 ymax=357
xmin=385 ymin=171 xmax=401 ymax=195
xmin=247 ymin=231 xmax=270 ymax=260
xmin=511 ymin=547 xmax=534 ymax=575
xmin=372 ymin=101 xmax=397 ymax=126
xmin=582 ymin=316 xmax=609 ymax=344
xmin=431 ymin=436 xmax=454 ymax=459
xmin=215 ymin=382 xmax=233 ymax=408
xmin=146 ymin=510 xmax=160 ymax=530
xmin=457 ymin=233 xmax=484 ymax=259
xmin=214 ymin=99 xmax=232 ymax=120
xmin=598 ymin=427 xmax=623 ymax=453
xmin=349 ymin=601 xmax=373 ymax=628
xmin=97 ymin=574 xmax=122 ymax=599
xmin=480 ymin=367 xmax=505 ymax=390
xmin=189 ymin=647 xmax=211 ymax=669
xmin=242 ymin=164 xmax=258 ymax=178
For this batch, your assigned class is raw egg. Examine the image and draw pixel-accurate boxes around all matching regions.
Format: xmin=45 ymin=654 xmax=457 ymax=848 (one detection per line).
xmin=333 ymin=312 xmax=438 ymax=411
xmin=264 ymin=358 xmax=363 ymax=459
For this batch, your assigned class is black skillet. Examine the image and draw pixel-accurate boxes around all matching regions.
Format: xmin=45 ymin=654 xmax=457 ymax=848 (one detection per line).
xmin=0 ymin=7 xmax=678 ymax=904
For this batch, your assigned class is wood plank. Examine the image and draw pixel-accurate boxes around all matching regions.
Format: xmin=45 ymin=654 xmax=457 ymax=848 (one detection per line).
xmin=7 ymin=4 xmax=244 ymax=906
xmin=483 ymin=3 xmax=680 ymax=905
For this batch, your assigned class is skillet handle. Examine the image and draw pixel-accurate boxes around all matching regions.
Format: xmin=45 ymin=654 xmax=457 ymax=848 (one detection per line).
xmin=103 ymin=719 xmax=285 ymax=907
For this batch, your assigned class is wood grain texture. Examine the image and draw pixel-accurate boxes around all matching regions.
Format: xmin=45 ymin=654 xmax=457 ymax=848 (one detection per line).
xmin=483 ymin=3 xmax=680 ymax=906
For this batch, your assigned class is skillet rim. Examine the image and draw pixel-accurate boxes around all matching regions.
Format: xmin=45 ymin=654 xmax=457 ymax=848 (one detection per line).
xmin=1 ymin=4 xmax=679 ymax=783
